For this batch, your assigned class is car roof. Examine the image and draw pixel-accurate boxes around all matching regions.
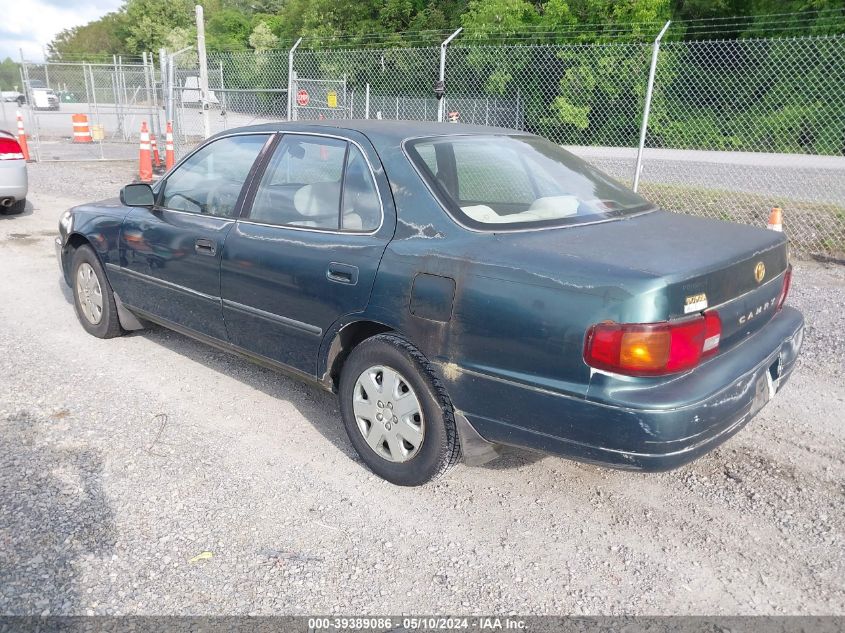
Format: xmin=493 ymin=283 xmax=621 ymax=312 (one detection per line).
xmin=212 ymin=120 xmax=530 ymax=148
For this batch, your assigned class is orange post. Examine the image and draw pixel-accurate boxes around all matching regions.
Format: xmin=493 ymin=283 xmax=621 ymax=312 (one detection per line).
xmin=767 ymin=206 xmax=783 ymax=232
xmin=165 ymin=121 xmax=175 ymax=170
xmin=138 ymin=121 xmax=153 ymax=183
xmin=151 ymin=133 xmax=161 ymax=167
xmin=16 ymin=110 xmax=30 ymax=161
xmin=71 ymin=113 xmax=93 ymax=143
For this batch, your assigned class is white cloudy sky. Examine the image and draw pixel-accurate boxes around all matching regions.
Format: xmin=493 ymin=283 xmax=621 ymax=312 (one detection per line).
xmin=0 ymin=0 xmax=124 ymax=61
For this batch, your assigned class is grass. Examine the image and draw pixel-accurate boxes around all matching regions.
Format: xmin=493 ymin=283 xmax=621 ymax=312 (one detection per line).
xmin=638 ymin=181 xmax=845 ymax=260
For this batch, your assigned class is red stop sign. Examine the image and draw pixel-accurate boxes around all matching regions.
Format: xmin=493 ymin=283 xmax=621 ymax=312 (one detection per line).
xmin=296 ymin=89 xmax=309 ymax=107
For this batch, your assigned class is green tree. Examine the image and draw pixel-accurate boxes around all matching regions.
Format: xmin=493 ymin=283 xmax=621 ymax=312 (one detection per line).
xmin=0 ymin=58 xmax=22 ymax=90
xmin=122 ymin=0 xmax=193 ymax=53
xmin=207 ymin=9 xmax=252 ymax=50
xmin=249 ymin=22 xmax=280 ymax=51
xmin=47 ymin=12 xmax=129 ymax=59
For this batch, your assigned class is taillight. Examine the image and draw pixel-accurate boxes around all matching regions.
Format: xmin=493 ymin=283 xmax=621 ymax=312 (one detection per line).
xmin=777 ymin=266 xmax=792 ymax=311
xmin=0 ymin=137 xmax=24 ymax=160
xmin=584 ymin=312 xmax=721 ymax=376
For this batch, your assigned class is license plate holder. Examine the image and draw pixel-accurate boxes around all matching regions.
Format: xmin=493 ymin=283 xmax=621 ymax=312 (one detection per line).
xmin=750 ymin=367 xmax=775 ymax=416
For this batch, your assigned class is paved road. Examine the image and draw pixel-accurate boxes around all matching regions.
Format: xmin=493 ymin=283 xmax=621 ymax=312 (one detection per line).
xmin=0 ymin=162 xmax=843 ymax=616
xmin=568 ymin=146 xmax=845 ymax=205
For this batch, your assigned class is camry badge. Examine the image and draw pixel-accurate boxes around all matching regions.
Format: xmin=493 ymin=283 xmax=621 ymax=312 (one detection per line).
xmin=754 ymin=261 xmax=766 ymax=284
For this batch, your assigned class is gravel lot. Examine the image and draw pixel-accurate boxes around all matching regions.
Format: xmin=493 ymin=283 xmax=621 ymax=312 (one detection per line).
xmin=1 ymin=162 xmax=843 ymax=616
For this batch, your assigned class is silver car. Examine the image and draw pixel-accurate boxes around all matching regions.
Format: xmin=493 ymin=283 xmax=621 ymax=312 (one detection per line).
xmin=0 ymin=129 xmax=27 ymax=214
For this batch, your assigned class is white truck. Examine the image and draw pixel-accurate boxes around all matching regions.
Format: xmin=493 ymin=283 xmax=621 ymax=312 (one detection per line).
xmin=26 ymin=80 xmax=60 ymax=110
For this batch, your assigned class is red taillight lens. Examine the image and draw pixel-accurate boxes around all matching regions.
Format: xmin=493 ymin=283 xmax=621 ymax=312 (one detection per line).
xmin=702 ymin=311 xmax=721 ymax=357
xmin=777 ymin=266 xmax=792 ymax=311
xmin=0 ymin=137 xmax=24 ymax=160
xmin=585 ymin=312 xmax=721 ymax=376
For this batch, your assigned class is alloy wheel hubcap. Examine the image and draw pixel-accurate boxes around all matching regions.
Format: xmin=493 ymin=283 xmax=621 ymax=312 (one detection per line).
xmin=353 ymin=365 xmax=424 ymax=463
xmin=75 ymin=262 xmax=103 ymax=325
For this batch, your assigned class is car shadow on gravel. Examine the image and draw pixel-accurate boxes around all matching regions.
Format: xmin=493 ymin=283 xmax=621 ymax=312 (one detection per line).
xmin=56 ymin=276 xmax=550 ymax=472
xmin=139 ymin=326 xmax=550 ymax=472
xmin=135 ymin=326 xmax=365 ymax=462
xmin=0 ymin=410 xmax=116 ymax=614
xmin=0 ymin=200 xmax=34 ymax=219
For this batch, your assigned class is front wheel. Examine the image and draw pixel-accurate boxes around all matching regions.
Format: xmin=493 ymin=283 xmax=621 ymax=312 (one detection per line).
xmin=70 ymin=245 xmax=124 ymax=339
xmin=339 ymin=334 xmax=460 ymax=486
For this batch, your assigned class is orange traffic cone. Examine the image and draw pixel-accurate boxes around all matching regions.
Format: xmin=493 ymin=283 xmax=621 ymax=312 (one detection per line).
xmin=767 ymin=206 xmax=783 ymax=232
xmin=72 ymin=113 xmax=93 ymax=143
xmin=151 ymin=133 xmax=161 ymax=168
xmin=165 ymin=121 xmax=175 ymax=170
xmin=16 ymin=110 xmax=30 ymax=161
xmin=138 ymin=121 xmax=153 ymax=183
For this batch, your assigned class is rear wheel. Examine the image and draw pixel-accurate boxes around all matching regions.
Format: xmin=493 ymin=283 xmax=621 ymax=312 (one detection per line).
xmin=339 ymin=334 xmax=460 ymax=486
xmin=70 ymin=245 xmax=123 ymax=339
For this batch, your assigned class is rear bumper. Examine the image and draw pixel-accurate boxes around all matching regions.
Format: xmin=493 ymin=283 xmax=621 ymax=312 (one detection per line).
xmin=0 ymin=160 xmax=28 ymax=200
xmin=455 ymin=306 xmax=804 ymax=471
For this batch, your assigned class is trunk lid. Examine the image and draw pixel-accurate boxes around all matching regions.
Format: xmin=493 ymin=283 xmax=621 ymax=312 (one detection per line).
xmin=469 ymin=210 xmax=789 ymax=348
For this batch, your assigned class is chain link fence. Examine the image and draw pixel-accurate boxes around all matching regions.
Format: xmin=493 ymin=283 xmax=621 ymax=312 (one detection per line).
xmin=8 ymin=58 xmax=162 ymax=161
xmin=11 ymin=33 xmax=844 ymax=257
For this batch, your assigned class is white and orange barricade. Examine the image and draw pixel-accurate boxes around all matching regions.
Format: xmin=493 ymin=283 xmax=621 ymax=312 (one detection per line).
xmin=72 ymin=114 xmax=93 ymax=143
xmin=165 ymin=121 xmax=175 ymax=170
xmin=138 ymin=121 xmax=153 ymax=182
xmin=16 ymin=110 xmax=30 ymax=161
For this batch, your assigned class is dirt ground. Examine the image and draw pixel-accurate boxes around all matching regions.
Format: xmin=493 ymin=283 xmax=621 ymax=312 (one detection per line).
xmin=0 ymin=162 xmax=843 ymax=616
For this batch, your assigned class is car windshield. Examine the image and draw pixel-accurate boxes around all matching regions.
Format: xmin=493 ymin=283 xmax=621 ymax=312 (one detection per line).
xmin=405 ymin=134 xmax=654 ymax=230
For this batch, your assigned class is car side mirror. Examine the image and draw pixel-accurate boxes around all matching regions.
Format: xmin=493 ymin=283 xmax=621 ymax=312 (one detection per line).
xmin=120 ymin=183 xmax=155 ymax=207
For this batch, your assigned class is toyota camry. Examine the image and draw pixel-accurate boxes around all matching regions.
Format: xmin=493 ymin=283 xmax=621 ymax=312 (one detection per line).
xmin=55 ymin=121 xmax=804 ymax=485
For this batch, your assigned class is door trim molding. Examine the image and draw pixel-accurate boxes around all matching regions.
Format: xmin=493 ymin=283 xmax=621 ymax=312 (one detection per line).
xmin=123 ymin=304 xmax=332 ymax=392
xmin=105 ymin=263 xmax=220 ymax=303
xmin=222 ymin=298 xmax=322 ymax=337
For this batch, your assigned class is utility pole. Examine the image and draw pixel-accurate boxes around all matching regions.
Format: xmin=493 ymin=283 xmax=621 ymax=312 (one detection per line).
xmin=195 ymin=4 xmax=211 ymax=138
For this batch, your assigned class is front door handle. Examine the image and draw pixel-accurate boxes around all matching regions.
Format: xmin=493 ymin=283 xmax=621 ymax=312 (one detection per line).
xmin=327 ymin=262 xmax=359 ymax=285
xmin=194 ymin=238 xmax=217 ymax=256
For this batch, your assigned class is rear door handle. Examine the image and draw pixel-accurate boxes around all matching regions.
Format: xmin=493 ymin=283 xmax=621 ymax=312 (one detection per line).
xmin=194 ymin=238 xmax=217 ymax=256
xmin=326 ymin=262 xmax=359 ymax=285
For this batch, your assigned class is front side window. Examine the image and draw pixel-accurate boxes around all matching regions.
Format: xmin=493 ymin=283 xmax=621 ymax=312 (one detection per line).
xmin=159 ymin=134 xmax=268 ymax=218
xmin=405 ymin=135 xmax=654 ymax=230
xmin=249 ymin=135 xmax=380 ymax=232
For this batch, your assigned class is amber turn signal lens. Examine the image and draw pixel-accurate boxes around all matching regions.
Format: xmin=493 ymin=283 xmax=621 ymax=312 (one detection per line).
xmin=619 ymin=329 xmax=670 ymax=371
xmin=584 ymin=312 xmax=721 ymax=376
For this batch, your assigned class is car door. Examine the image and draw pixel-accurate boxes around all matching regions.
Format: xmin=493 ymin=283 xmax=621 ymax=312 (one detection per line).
xmin=220 ymin=132 xmax=395 ymax=374
xmin=114 ymin=133 xmax=271 ymax=340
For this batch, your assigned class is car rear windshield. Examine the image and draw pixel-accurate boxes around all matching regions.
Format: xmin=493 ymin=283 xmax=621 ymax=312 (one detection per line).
xmin=405 ymin=135 xmax=654 ymax=230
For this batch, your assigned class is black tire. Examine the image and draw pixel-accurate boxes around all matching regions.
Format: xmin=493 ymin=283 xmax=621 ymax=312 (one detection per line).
xmin=4 ymin=198 xmax=25 ymax=215
xmin=338 ymin=334 xmax=461 ymax=486
xmin=70 ymin=245 xmax=124 ymax=339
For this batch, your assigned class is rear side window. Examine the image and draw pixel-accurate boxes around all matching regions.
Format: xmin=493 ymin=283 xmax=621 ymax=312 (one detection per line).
xmin=453 ymin=143 xmax=534 ymax=205
xmin=406 ymin=135 xmax=653 ymax=230
xmin=248 ymin=135 xmax=381 ymax=232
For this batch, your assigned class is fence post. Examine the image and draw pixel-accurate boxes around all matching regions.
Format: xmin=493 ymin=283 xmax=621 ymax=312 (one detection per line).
xmin=287 ymin=37 xmax=303 ymax=121
xmin=86 ymin=63 xmax=105 ymax=160
xmin=633 ymin=20 xmax=670 ymax=193
xmin=167 ymin=52 xmax=176 ymax=130
xmin=437 ymin=28 xmax=462 ymax=123
xmin=19 ymin=51 xmax=40 ymax=162
xmin=365 ymin=83 xmax=370 ymax=120
xmin=218 ymin=61 xmax=227 ymax=128
xmin=195 ymin=4 xmax=211 ymax=138
xmin=159 ymin=48 xmax=168 ymax=134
